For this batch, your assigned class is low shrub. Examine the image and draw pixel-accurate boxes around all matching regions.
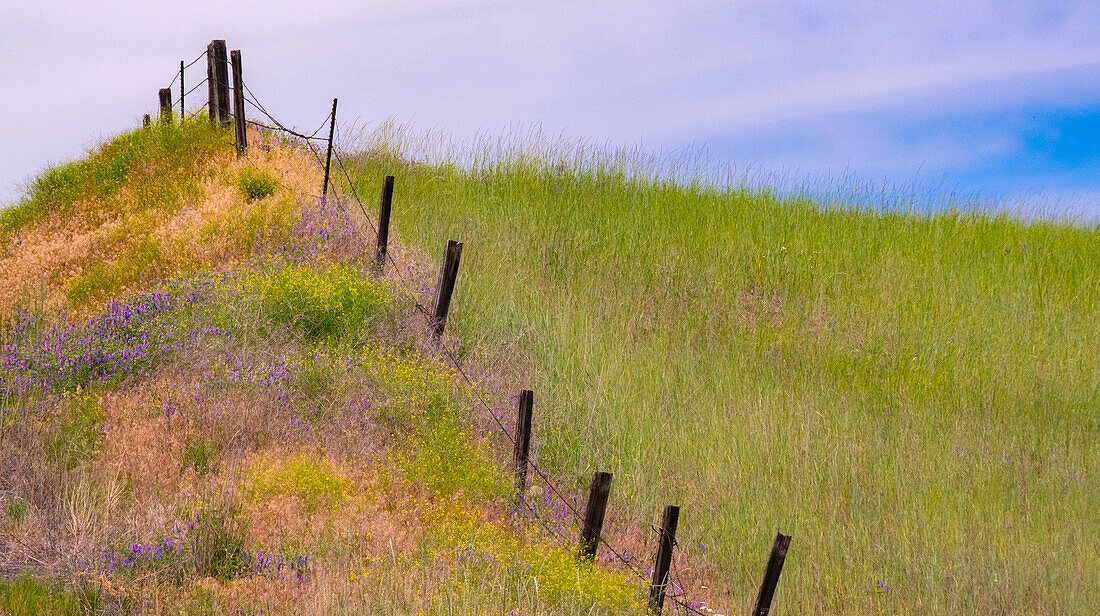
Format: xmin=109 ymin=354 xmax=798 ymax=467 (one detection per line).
xmin=404 ymin=418 xmax=503 ymax=499
xmin=245 ymin=454 xmax=347 ymax=510
xmin=237 ymin=168 xmax=279 ymax=202
xmin=246 ymin=260 xmax=396 ymax=339
xmin=189 ymin=504 xmax=249 ymax=581
xmin=425 ymin=504 xmax=642 ymax=611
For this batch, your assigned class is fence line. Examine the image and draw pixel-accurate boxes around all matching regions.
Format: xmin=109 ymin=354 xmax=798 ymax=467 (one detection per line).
xmin=249 ymin=77 xmax=709 ymax=616
xmin=147 ymin=42 xmax=791 ymax=616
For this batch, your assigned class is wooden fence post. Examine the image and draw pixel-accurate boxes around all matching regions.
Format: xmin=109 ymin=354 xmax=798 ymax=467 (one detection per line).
xmin=375 ymin=175 xmax=394 ymax=273
xmin=143 ymin=114 xmax=151 ymax=128
xmin=579 ymin=471 xmax=613 ymax=562
xmin=512 ymin=389 xmax=534 ymax=500
xmin=230 ymin=50 xmax=247 ymax=155
xmin=207 ymin=39 xmax=230 ymax=124
xmin=430 ymin=240 xmax=463 ymax=341
xmin=158 ymin=88 xmax=173 ymax=123
xmin=179 ymin=59 xmax=185 ymax=122
xmin=648 ymin=505 xmax=680 ymax=614
xmin=751 ymin=532 xmax=791 ymax=616
xmin=321 ymin=98 xmax=337 ymax=200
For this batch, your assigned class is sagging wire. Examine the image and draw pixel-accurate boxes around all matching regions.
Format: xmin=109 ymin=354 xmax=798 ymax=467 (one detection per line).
xmin=230 ymin=92 xmax=706 ymax=604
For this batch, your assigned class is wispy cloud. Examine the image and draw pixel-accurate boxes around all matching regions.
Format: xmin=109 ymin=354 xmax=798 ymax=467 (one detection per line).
xmin=2 ymin=1 xmax=1099 ymax=208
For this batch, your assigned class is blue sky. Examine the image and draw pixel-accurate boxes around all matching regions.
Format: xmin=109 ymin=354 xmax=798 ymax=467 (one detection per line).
xmin=2 ymin=1 xmax=1099 ymax=217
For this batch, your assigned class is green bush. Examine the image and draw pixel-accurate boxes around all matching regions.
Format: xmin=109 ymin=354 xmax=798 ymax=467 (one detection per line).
xmin=189 ymin=504 xmax=248 ymax=581
xmin=237 ymin=168 xmax=278 ymax=202
xmin=246 ymin=261 xmax=396 ymax=339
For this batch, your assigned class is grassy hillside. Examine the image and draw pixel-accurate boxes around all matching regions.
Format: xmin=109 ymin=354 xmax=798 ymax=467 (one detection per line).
xmin=343 ymin=129 xmax=1100 ymax=615
xmin=0 ymin=120 xmax=649 ymax=615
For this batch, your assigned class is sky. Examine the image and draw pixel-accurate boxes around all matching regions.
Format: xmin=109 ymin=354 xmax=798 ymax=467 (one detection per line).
xmin=2 ymin=1 xmax=1099 ymax=217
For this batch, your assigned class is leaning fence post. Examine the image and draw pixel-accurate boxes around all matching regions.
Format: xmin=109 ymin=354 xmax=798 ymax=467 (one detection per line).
xmin=321 ymin=97 xmax=337 ymax=200
xmin=512 ymin=389 xmax=534 ymax=501
xmin=207 ymin=39 xmax=230 ymax=124
xmin=230 ymin=50 xmax=247 ymax=155
xmin=751 ymin=532 xmax=791 ymax=616
xmin=375 ymin=175 xmax=394 ymax=273
xmin=579 ymin=471 xmax=613 ymax=563
xmin=430 ymin=240 xmax=463 ymax=341
xmin=158 ymin=88 xmax=173 ymax=123
xmin=648 ymin=505 xmax=680 ymax=614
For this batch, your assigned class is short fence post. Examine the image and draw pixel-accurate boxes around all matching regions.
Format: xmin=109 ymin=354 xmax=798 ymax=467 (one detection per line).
xmin=512 ymin=389 xmax=534 ymax=501
xmin=230 ymin=50 xmax=247 ymax=155
xmin=179 ymin=59 xmax=185 ymax=122
xmin=143 ymin=114 xmax=151 ymax=128
xmin=321 ymin=97 xmax=337 ymax=200
xmin=207 ymin=39 xmax=230 ymax=124
xmin=158 ymin=88 xmax=173 ymax=123
xmin=578 ymin=471 xmax=613 ymax=563
xmin=751 ymin=532 xmax=791 ymax=616
xmin=375 ymin=175 xmax=394 ymax=273
xmin=430 ymin=239 xmax=463 ymax=341
xmin=648 ymin=505 xmax=680 ymax=614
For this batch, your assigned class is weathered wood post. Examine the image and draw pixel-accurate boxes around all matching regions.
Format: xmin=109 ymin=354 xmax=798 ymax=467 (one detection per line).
xmin=648 ymin=505 xmax=680 ymax=614
xmin=751 ymin=532 xmax=791 ymax=616
xmin=230 ymin=50 xmax=247 ymax=155
xmin=512 ymin=389 xmax=534 ymax=501
xmin=375 ymin=175 xmax=394 ymax=273
xmin=578 ymin=471 xmax=613 ymax=563
xmin=158 ymin=88 xmax=173 ymax=123
xmin=430 ymin=240 xmax=463 ymax=341
xmin=143 ymin=114 xmax=151 ymax=128
xmin=321 ymin=98 xmax=337 ymax=200
xmin=206 ymin=40 xmax=230 ymax=124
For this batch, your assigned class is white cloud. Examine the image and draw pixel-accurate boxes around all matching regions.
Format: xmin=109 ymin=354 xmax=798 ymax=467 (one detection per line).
xmin=2 ymin=1 xmax=1099 ymax=203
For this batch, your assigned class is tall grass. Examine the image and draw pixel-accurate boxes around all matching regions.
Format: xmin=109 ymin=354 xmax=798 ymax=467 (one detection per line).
xmin=344 ymin=126 xmax=1100 ymax=615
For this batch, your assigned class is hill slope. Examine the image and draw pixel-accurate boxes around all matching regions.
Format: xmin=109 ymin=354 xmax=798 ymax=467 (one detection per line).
xmin=343 ymin=128 xmax=1100 ymax=615
xmin=0 ymin=121 xmax=648 ymax=615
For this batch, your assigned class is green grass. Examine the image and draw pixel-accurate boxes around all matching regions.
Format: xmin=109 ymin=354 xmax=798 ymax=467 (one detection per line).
xmin=182 ymin=434 xmax=220 ymax=476
xmin=0 ymin=118 xmax=230 ymax=235
xmin=4 ymin=497 xmax=28 ymax=523
xmin=49 ymin=394 xmax=103 ymax=470
xmin=66 ymin=236 xmax=165 ymax=307
xmin=0 ymin=575 xmax=80 ymax=616
xmin=344 ymin=139 xmax=1100 ymax=615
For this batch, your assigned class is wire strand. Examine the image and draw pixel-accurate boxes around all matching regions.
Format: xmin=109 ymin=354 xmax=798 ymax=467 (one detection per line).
xmin=230 ymin=89 xmax=715 ymax=609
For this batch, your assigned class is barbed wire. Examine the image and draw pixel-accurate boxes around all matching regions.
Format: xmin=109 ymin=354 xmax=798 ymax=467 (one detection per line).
xmin=183 ymin=49 xmax=207 ymax=70
xmin=166 ymin=50 xmax=207 ymax=89
xmin=209 ymin=78 xmax=712 ymax=613
xmin=173 ymin=77 xmax=208 ymax=108
xmin=325 ymin=121 xmax=658 ymax=587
